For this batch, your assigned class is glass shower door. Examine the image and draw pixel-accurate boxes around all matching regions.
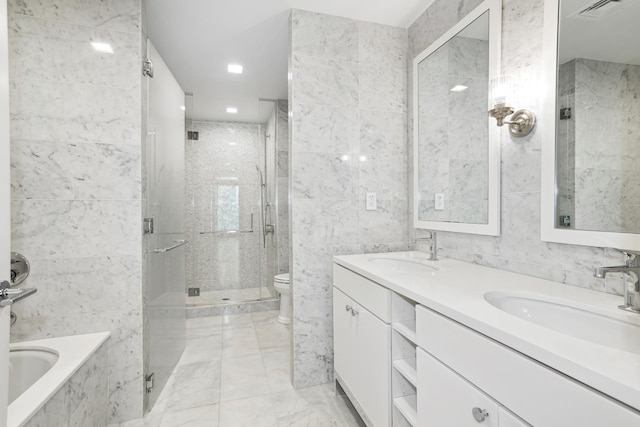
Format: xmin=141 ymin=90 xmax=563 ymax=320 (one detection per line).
xmin=144 ymin=41 xmax=186 ymax=412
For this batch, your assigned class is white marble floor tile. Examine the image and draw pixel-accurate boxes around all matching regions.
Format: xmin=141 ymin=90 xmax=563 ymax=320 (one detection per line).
xmin=250 ymin=310 xmax=281 ymax=326
xmin=271 ymin=385 xmax=364 ymax=427
xmin=165 ymin=361 xmax=221 ymax=412
xmin=255 ymin=322 xmax=290 ymax=353
xmin=112 ymin=314 xmax=363 ymax=427
xmin=221 ymin=313 xmax=254 ymax=329
xmin=179 ymin=335 xmax=222 ymax=365
xmin=187 ymin=316 xmax=223 ymax=339
xmin=221 ymin=326 xmax=261 ymax=359
xmin=262 ymin=350 xmax=294 ymax=394
xmin=218 ymin=395 xmax=279 ymax=427
xmin=220 ymin=353 xmax=270 ymax=402
xmin=159 ymin=404 xmax=219 ymax=427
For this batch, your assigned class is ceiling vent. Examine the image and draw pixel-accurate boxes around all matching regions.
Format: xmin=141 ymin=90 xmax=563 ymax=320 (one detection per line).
xmin=569 ymin=0 xmax=624 ymax=20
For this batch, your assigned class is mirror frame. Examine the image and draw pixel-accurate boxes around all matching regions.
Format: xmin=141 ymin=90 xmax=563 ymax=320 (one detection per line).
xmin=540 ymin=0 xmax=640 ymax=250
xmin=412 ymin=0 xmax=502 ymax=236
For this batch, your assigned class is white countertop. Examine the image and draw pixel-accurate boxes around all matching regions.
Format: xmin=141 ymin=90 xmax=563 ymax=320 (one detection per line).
xmin=333 ymin=251 xmax=640 ymax=411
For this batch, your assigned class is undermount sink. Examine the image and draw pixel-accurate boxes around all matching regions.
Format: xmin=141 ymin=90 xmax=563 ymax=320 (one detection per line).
xmin=367 ymin=256 xmax=437 ymax=273
xmin=484 ymin=291 xmax=640 ymax=354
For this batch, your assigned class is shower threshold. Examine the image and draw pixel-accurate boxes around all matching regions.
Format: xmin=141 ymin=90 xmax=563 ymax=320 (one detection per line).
xmin=185 ymin=287 xmax=277 ymax=307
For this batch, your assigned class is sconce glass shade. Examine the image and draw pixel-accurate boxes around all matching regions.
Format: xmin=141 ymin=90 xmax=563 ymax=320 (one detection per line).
xmin=490 ymin=75 xmax=512 ymax=107
xmin=488 ymin=75 xmax=535 ymax=137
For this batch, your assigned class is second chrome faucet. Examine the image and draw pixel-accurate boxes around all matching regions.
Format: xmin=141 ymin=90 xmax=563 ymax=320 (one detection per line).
xmin=413 ymin=231 xmax=438 ymax=261
xmin=594 ymin=249 xmax=640 ymax=313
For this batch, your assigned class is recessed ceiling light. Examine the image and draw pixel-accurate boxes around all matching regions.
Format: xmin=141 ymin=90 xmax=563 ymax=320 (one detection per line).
xmin=450 ymin=85 xmax=468 ymax=92
xmin=179 ymin=105 xmax=186 ymax=111
xmin=229 ymin=142 xmax=236 ymax=146
xmin=228 ymin=64 xmax=243 ymax=74
xmin=340 ymin=155 xmax=349 ymax=161
xmin=226 ymin=107 xmax=238 ymax=114
xmin=359 ymin=155 xmax=367 ymax=162
xmin=91 ymin=42 xmax=113 ymax=53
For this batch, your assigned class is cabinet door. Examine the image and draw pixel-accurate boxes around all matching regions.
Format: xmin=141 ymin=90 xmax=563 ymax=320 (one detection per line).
xmin=417 ymin=348 xmax=498 ymax=427
xmin=498 ymin=407 xmax=530 ymax=427
xmin=333 ymin=287 xmax=356 ymax=387
xmin=353 ymin=304 xmax=391 ymax=427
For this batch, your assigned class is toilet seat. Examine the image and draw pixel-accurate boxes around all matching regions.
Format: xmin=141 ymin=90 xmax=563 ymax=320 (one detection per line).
xmin=274 ymin=273 xmax=290 ymax=283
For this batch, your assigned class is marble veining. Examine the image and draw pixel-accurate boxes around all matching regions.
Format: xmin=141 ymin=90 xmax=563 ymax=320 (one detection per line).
xmin=8 ymin=0 xmax=141 ymax=33
xmin=8 ymin=14 xmax=139 ymax=89
xmin=11 ymin=140 xmax=141 ymax=200
xmin=290 ymin=9 xmax=409 ymax=388
xmin=10 ymin=79 xmax=141 ymax=145
xmin=8 ymin=0 xmax=144 ymax=422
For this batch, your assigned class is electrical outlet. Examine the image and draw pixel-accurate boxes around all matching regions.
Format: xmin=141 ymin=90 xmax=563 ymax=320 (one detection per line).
xmin=366 ymin=192 xmax=377 ymax=211
xmin=434 ymin=193 xmax=445 ymax=210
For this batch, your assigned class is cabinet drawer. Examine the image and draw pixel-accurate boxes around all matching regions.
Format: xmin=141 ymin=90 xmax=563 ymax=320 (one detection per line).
xmin=333 ymin=264 xmax=391 ymax=323
xmin=417 ymin=348 xmax=499 ymax=427
xmin=416 ymin=305 xmax=640 ymax=426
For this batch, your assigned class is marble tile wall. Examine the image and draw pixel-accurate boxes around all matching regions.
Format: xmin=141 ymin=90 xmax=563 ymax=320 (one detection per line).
xmin=23 ymin=340 xmax=109 ymax=427
xmin=185 ymin=121 xmax=264 ymax=294
xmin=417 ymin=36 xmax=489 ymax=224
xmin=289 ymin=10 xmax=410 ymax=388
xmin=8 ymin=0 xmax=144 ymax=422
xmin=409 ymin=0 xmax=626 ymax=297
xmin=571 ymin=58 xmax=640 ymax=233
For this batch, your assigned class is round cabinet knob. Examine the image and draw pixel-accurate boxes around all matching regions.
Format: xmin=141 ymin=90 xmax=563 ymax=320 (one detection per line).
xmin=345 ymin=305 xmax=352 ymax=312
xmin=472 ymin=407 xmax=489 ymax=423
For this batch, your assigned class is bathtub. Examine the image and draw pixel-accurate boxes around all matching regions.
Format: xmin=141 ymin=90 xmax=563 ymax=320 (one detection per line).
xmin=7 ymin=332 xmax=110 ymax=427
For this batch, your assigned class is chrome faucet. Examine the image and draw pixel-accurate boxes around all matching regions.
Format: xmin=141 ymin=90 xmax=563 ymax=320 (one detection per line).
xmin=594 ymin=250 xmax=640 ymax=313
xmin=413 ymin=231 xmax=438 ymax=261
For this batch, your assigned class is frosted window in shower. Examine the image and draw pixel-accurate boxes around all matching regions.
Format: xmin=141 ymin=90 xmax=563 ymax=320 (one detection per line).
xmin=216 ymin=184 xmax=239 ymax=231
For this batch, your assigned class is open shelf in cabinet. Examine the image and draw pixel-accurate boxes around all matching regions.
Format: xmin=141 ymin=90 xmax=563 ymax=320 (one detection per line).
xmin=393 ymin=357 xmax=417 ymax=387
xmin=393 ymin=394 xmax=417 ymax=427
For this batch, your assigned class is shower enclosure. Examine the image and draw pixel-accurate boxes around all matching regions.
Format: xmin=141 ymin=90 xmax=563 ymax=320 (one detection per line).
xmin=184 ymin=99 xmax=288 ymax=314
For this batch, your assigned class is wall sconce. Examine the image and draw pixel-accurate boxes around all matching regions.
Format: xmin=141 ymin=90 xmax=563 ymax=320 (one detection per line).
xmin=488 ymin=76 xmax=536 ymax=137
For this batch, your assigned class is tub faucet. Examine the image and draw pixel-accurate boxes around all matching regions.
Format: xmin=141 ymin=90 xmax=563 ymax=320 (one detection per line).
xmin=413 ymin=231 xmax=438 ymax=261
xmin=594 ymin=250 xmax=640 ymax=313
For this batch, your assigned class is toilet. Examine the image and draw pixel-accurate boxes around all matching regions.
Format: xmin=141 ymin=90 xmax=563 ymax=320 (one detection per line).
xmin=273 ymin=273 xmax=291 ymax=324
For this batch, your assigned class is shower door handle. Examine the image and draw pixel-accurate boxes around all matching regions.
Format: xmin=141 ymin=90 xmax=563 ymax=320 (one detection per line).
xmin=265 ymin=224 xmax=275 ymax=235
xmin=153 ymin=239 xmax=190 ymax=253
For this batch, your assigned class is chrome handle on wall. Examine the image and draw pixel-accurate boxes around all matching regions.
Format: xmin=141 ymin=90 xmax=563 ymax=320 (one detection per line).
xmin=0 ymin=280 xmax=37 ymax=307
xmin=345 ymin=305 xmax=352 ymax=312
xmin=351 ymin=308 xmax=359 ymax=316
xmin=472 ymin=407 xmax=489 ymax=422
xmin=153 ymin=239 xmax=189 ymax=253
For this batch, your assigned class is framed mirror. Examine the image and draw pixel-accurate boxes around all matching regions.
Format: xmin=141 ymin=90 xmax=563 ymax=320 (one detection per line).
xmin=413 ymin=0 xmax=502 ymax=236
xmin=541 ymin=0 xmax=640 ymax=250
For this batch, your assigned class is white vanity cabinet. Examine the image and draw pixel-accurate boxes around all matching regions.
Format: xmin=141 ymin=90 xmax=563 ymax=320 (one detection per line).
xmin=333 ymin=265 xmax=392 ymax=427
xmin=415 ymin=305 xmax=640 ymax=427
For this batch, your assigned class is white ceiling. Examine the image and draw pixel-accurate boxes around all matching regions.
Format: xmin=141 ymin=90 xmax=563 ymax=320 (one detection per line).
xmin=559 ymin=0 xmax=640 ymax=65
xmin=146 ymin=0 xmax=434 ymax=123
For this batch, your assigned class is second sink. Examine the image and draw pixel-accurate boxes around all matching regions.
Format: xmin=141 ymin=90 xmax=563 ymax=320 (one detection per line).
xmin=484 ymin=291 xmax=640 ymax=355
